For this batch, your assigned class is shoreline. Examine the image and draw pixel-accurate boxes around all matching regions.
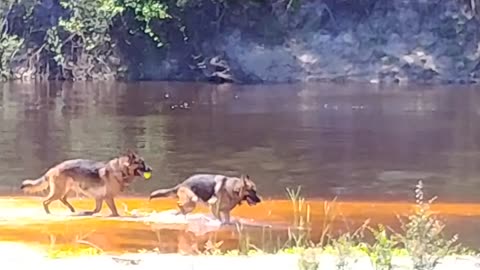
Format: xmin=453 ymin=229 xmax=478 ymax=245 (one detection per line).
xmin=2 ymin=78 xmax=480 ymax=86
xmin=7 ymin=195 xmax=480 ymax=218
xmin=2 ymin=242 xmax=480 ymax=270
xmin=2 ymin=196 xmax=480 ymax=252
xmin=2 ymin=181 xmax=480 ymax=269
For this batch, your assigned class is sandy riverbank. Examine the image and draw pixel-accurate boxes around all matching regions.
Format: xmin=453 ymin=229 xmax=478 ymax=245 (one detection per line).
xmin=2 ymin=242 xmax=480 ymax=270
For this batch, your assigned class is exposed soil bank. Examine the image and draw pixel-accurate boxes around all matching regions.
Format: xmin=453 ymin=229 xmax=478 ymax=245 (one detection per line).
xmin=6 ymin=1 xmax=480 ymax=84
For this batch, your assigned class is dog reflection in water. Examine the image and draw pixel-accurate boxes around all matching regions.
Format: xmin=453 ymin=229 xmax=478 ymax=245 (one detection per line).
xmin=149 ymin=221 xmax=237 ymax=255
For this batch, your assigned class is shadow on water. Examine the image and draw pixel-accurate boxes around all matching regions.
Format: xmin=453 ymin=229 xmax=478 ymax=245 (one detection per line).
xmin=2 ymin=81 xmax=480 ymax=250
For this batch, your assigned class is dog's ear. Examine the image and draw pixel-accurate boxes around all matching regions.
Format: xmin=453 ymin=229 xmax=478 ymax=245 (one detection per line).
xmin=241 ymin=174 xmax=250 ymax=185
xmin=126 ymin=149 xmax=137 ymax=162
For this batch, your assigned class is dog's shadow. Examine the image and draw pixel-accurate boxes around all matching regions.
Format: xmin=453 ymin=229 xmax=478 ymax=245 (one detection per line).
xmin=54 ymin=210 xmax=274 ymax=233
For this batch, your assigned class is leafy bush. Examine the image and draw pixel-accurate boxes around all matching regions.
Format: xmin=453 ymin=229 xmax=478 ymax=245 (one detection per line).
xmin=396 ymin=180 xmax=461 ymax=270
xmin=0 ymin=1 xmax=25 ymax=80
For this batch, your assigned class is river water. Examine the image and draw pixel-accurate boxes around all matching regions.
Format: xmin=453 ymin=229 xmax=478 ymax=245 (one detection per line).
xmin=1 ymin=81 xmax=480 ymax=252
xmin=2 ymin=81 xmax=480 ymax=201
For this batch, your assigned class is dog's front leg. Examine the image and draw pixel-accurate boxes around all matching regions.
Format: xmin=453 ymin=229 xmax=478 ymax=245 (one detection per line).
xmin=105 ymin=197 xmax=120 ymax=217
xmin=208 ymin=177 xmax=225 ymax=205
xmin=78 ymin=198 xmax=103 ymax=216
xmin=221 ymin=211 xmax=232 ymax=226
xmin=209 ymin=204 xmax=221 ymax=221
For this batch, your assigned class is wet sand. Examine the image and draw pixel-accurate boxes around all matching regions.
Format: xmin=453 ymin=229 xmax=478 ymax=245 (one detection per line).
xmin=1 ymin=242 xmax=480 ymax=270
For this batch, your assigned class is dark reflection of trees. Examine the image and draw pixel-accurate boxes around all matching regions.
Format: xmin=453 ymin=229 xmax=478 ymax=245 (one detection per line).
xmin=8 ymin=82 xmax=67 ymax=191
xmin=4 ymin=81 xmax=480 ymax=202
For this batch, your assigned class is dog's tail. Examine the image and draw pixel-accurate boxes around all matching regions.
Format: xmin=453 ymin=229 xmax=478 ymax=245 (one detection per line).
xmin=20 ymin=176 xmax=49 ymax=193
xmin=149 ymin=186 xmax=178 ymax=200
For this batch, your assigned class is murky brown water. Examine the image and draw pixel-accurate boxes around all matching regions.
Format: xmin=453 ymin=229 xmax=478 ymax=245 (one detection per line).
xmin=2 ymin=81 xmax=480 ymax=252
xmin=2 ymin=81 xmax=480 ymax=201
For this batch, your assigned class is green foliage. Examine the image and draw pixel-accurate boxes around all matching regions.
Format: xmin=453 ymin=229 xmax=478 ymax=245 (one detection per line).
xmin=46 ymin=27 xmax=63 ymax=65
xmin=363 ymin=224 xmax=399 ymax=270
xmin=396 ymin=180 xmax=461 ymax=270
xmin=328 ymin=222 xmax=368 ymax=270
xmin=0 ymin=0 xmax=479 ymax=81
xmin=285 ymin=181 xmax=469 ymax=270
xmin=48 ymin=0 xmax=125 ymax=79
xmin=43 ymin=0 xmax=171 ymax=79
xmin=0 ymin=0 xmax=363 ymax=81
xmin=122 ymin=0 xmax=170 ymax=46
xmin=0 ymin=1 xmax=24 ymax=80
xmin=0 ymin=32 xmax=23 ymax=80
xmin=297 ymin=248 xmax=319 ymax=270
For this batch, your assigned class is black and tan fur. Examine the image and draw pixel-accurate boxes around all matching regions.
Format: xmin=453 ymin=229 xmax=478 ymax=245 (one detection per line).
xmin=20 ymin=150 xmax=152 ymax=217
xmin=149 ymin=174 xmax=261 ymax=224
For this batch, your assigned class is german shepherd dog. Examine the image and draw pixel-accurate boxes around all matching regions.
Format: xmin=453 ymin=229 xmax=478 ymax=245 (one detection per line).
xmin=149 ymin=174 xmax=261 ymax=224
xmin=20 ymin=150 xmax=153 ymax=217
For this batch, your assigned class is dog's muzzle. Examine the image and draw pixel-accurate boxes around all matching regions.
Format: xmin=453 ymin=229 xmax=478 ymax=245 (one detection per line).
xmin=136 ymin=165 xmax=153 ymax=180
xmin=245 ymin=191 xmax=261 ymax=206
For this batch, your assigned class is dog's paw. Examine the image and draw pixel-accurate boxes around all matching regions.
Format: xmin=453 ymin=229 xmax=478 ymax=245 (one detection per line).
xmin=207 ymin=196 xmax=218 ymax=205
xmin=220 ymin=220 xmax=238 ymax=227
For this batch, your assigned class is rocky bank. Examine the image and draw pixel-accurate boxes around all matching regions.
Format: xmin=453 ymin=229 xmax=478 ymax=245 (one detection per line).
xmin=143 ymin=0 xmax=480 ymax=84
xmin=7 ymin=0 xmax=480 ymax=84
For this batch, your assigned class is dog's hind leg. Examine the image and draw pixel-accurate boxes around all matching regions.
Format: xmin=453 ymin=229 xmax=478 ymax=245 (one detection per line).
xmin=177 ymin=201 xmax=196 ymax=216
xmin=60 ymin=195 xmax=75 ymax=213
xmin=43 ymin=195 xmax=60 ymax=214
xmin=176 ymin=186 xmax=196 ymax=218
xmin=42 ymin=179 xmax=63 ymax=214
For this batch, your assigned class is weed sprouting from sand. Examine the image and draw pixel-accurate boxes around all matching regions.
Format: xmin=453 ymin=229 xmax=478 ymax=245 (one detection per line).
xmin=290 ymin=180 xmax=470 ymax=269
xmin=234 ymin=222 xmax=262 ymax=255
xmin=286 ymin=186 xmax=310 ymax=228
xmin=363 ymin=224 xmax=399 ymax=270
xmin=319 ymin=197 xmax=338 ymax=248
xmin=286 ymin=187 xmax=338 ymax=250
xmin=328 ymin=219 xmax=369 ymax=270
xmin=286 ymin=186 xmax=313 ymax=248
xmin=298 ymin=248 xmax=320 ymax=270
xmin=47 ymin=246 xmax=102 ymax=259
xmin=396 ymin=180 xmax=461 ymax=270
xmin=204 ymin=239 xmax=224 ymax=255
xmin=47 ymin=239 xmax=104 ymax=259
